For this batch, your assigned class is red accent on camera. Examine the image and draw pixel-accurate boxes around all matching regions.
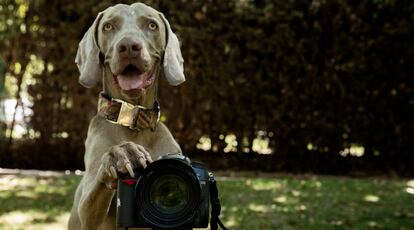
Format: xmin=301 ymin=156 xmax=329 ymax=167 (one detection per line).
xmin=122 ymin=179 xmax=137 ymax=185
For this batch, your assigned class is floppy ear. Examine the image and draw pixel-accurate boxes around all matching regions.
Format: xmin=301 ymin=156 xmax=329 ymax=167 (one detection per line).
xmin=160 ymin=14 xmax=186 ymax=86
xmin=75 ymin=12 xmax=104 ymax=88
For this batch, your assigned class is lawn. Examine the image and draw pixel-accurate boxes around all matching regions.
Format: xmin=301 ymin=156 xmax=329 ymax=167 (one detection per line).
xmin=0 ymin=171 xmax=413 ymax=230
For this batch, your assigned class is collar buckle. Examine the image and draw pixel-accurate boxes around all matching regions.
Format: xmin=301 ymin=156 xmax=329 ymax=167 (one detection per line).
xmin=98 ymin=93 xmax=160 ymax=131
xmin=112 ymin=98 xmax=145 ymax=129
xmin=129 ymin=106 xmax=141 ymax=131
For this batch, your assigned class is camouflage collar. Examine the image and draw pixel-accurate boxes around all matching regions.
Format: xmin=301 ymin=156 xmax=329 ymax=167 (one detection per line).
xmin=97 ymin=93 xmax=160 ymax=131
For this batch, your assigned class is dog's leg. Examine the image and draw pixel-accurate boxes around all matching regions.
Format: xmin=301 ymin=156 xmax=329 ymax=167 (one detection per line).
xmin=77 ymin=141 xmax=152 ymax=230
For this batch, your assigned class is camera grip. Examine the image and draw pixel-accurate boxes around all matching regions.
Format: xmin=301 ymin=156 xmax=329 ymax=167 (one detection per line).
xmin=116 ymin=178 xmax=139 ymax=227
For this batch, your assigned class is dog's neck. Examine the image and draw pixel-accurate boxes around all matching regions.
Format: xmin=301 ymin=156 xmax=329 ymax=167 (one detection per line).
xmin=102 ymin=70 xmax=159 ymax=108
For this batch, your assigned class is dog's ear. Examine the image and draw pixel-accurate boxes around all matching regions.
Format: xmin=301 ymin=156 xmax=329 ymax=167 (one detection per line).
xmin=160 ymin=13 xmax=185 ymax=86
xmin=75 ymin=12 xmax=104 ymax=88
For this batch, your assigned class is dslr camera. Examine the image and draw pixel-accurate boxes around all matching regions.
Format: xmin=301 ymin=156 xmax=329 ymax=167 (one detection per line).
xmin=116 ymin=154 xmax=211 ymax=229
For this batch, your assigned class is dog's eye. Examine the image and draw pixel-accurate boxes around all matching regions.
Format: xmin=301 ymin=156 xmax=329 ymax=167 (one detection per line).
xmin=148 ymin=22 xmax=158 ymax=31
xmin=103 ymin=23 xmax=113 ymax=32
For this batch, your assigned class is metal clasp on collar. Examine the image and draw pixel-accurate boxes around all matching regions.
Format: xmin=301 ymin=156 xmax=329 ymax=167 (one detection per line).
xmin=112 ymin=99 xmax=145 ymax=129
xmin=130 ymin=106 xmax=141 ymax=130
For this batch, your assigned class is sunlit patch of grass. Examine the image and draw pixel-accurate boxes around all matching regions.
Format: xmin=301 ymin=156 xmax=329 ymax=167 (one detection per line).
xmin=0 ymin=211 xmax=36 ymax=225
xmin=0 ymin=211 xmax=69 ymax=230
xmin=274 ymin=195 xmax=287 ymax=203
xmin=364 ymin=194 xmax=380 ymax=202
xmin=223 ymin=214 xmax=237 ymax=228
xmin=0 ymin=174 xmax=80 ymax=230
xmin=406 ymin=180 xmax=414 ymax=195
xmin=407 ymin=180 xmax=414 ymax=188
xmin=248 ymin=178 xmax=283 ymax=191
xmin=248 ymin=203 xmax=276 ymax=213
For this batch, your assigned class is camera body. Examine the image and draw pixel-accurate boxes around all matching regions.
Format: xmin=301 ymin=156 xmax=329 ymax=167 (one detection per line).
xmin=116 ymin=154 xmax=209 ymax=229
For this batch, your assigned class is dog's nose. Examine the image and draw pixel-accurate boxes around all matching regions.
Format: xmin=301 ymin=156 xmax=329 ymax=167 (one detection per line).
xmin=117 ymin=37 xmax=143 ymax=58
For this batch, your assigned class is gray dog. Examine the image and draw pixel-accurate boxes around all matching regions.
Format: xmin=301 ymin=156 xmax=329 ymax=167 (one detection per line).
xmin=68 ymin=3 xmax=185 ymax=230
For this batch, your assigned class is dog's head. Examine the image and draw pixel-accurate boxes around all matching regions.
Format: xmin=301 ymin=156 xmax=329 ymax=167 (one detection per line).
xmin=75 ymin=3 xmax=185 ymax=100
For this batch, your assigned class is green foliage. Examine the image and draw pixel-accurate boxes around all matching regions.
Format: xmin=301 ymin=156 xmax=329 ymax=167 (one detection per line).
xmin=0 ymin=0 xmax=413 ymax=171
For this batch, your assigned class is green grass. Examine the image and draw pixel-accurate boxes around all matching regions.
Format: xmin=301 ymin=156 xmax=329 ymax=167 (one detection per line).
xmin=0 ymin=173 xmax=413 ymax=230
xmin=218 ymin=176 xmax=414 ymax=230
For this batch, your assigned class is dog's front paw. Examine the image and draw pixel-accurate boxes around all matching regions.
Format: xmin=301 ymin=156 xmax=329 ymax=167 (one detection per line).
xmin=99 ymin=141 xmax=153 ymax=189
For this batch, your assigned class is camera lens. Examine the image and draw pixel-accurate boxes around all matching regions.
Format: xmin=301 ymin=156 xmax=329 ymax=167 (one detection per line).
xmin=136 ymin=158 xmax=201 ymax=228
xmin=150 ymin=174 xmax=189 ymax=214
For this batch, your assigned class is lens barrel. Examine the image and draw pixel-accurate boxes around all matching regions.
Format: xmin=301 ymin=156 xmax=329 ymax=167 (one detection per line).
xmin=135 ymin=157 xmax=202 ymax=228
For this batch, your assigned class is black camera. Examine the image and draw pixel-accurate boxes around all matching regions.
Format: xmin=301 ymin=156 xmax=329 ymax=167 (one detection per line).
xmin=116 ymin=154 xmax=210 ymax=229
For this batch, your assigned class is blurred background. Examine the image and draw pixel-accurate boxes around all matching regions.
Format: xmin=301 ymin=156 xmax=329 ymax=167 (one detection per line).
xmin=0 ymin=0 xmax=413 ymax=229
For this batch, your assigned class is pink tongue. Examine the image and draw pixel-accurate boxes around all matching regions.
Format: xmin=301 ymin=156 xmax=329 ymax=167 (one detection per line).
xmin=117 ymin=74 xmax=144 ymax=91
